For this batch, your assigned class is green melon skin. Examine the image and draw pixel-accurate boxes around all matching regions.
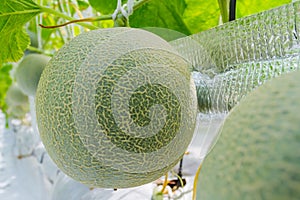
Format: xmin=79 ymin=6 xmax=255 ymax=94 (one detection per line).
xmin=7 ymin=104 xmax=30 ymax=119
xmin=5 ymin=84 xmax=29 ymax=119
xmin=16 ymin=54 xmax=51 ymax=96
xmin=36 ymin=28 xmax=197 ymax=188
xmin=5 ymin=84 xmax=28 ymax=106
xmin=197 ymin=70 xmax=300 ymax=200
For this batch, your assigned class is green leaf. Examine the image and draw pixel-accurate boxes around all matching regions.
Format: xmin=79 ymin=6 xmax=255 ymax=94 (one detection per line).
xmin=130 ymin=0 xmax=191 ymax=35
xmin=130 ymin=0 xmax=220 ymax=35
xmin=89 ymin=0 xmax=127 ymax=15
xmin=236 ymin=0 xmax=292 ymax=18
xmin=183 ymin=0 xmax=220 ymax=34
xmin=183 ymin=0 xmax=291 ymax=34
xmin=77 ymin=0 xmax=90 ymax=11
xmin=0 ymin=0 xmax=41 ymax=66
xmin=0 ymin=63 xmax=13 ymax=113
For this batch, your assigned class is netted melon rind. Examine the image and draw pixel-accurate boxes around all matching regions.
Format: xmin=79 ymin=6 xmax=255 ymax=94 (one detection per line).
xmin=36 ymin=28 xmax=197 ymax=188
xmin=198 ymin=70 xmax=300 ymax=199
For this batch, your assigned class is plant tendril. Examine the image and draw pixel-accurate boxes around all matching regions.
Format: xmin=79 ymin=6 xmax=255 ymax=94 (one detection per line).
xmin=39 ymin=17 xmax=99 ymax=29
xmin=192 ymin=163 xmax=203 ymax=200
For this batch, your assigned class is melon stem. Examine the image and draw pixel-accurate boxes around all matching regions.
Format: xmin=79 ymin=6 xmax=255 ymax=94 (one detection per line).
xmin=39 ymin=6 xmax=98 ymax=30
xmin=192 ymin=163 xmax=203 ymax=200
xmin=161 ymin=173 xmax=169 ymax=194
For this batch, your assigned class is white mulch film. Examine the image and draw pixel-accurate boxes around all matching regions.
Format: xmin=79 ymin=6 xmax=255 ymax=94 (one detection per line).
xmin=0 ymin=96 xmax=225 ymax=200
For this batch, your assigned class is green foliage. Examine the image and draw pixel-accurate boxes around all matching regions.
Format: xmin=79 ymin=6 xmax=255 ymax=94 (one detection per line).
xmin=130 ymin=0 xmax=191 ymax=35
xmin=217 ymin=0 xmax=292 ymax=23
xmin=183 ymin=0 xmax=220 ymax=34
xmin=77 ymin=0 xmax=90 ymax=11
xmin=130 ymin=0 xmax=291 ymax=34
xmin=0 ymin=0 xmax=41 ymax=65
xmin=0 ymin=63 xmax=13 ymax=112
xmin=236 ymin=0 xmax=292 ymax=18
xmin=89 ymin=0 xmax=127 ymax=15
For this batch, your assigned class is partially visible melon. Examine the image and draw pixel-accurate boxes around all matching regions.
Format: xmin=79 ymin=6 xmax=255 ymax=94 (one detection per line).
xmin=5 ymin=84 xmax=29 ymax=119
xmin=197 ymin=70 xmax=300 ymax=199
xmin=15 ymin=54 xmax=50 ymax=96
xmin=5 ymin=84 xmax=28 ymax=106
xmin=36 ymin=28 xmax=197 ymax=188
xmin=7 ymin=104 xmax=30 ymax=119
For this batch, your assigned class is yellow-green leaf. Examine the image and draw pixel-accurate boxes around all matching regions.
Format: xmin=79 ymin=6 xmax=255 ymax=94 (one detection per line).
xmin=130 ymin=0 xmax=191 ymax=35
xmin=183 ymin=0 xmax=220 ymax=34
xmin=89 ymin=0 xmax=127 ymax=15
xmin=236 ymin=0 xmax=292 ymax=18
xmin=0 ymin=0 xmax=41 ymax=66
xmin=0 ymin=63 xmax=13 ymax=113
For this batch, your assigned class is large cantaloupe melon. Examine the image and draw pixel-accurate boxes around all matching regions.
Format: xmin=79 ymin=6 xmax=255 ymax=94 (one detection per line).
xmin=197 ymin=70 xmax=300 ymax=199
xmin=36 ymin=27 xmax=197 ymax=188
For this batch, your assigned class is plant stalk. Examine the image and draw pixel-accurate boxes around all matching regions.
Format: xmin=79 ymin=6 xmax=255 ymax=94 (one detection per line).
xmin=192 ymin=163 xmax=203 ymax=200
xmin=39 ymin=6 xmax=98 ymax=30
xmin=218 ymin=0 xmax=230 ymax=23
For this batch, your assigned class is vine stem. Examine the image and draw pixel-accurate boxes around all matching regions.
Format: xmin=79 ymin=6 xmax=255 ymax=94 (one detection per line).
xmin=64 ymin=0 xmax=75 ymax=38
xmin=160 ymin=172 xmax=169 ymax=193
xmin=39 ymin=0 xmax=152 ymax=29
xmin=218 ymin=0 xmax=230 ymax=23
xmin=178 ymin=158 xmax=183 ymax=178
xmin=26 ymin=46 xmax=44 ymax=54
xmin=39 ymin=17 xmax=99 ymax=29
xmin=39 ymin=6 xmax=98 ymax=30
xmin=192 ymin=163 xmax=203 ymax=200
xmin=36 ymin=0 xmax=42 ymax=49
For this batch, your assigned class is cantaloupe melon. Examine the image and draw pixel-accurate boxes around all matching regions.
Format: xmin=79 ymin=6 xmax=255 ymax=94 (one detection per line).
xmin=15 ymin=54 xmax=50 ymax=96
xmin=5 ymin=84 xmax=29 ymax=119
xmin=7 ymin=104 xmax=30 ymax=119
xmin=5 ymin=84 xmax=28 ymax=106
xmin=36 ymin=28 xmax=197 ymax=188
xmin=197 ymin=70 xmax=300 ymax=199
